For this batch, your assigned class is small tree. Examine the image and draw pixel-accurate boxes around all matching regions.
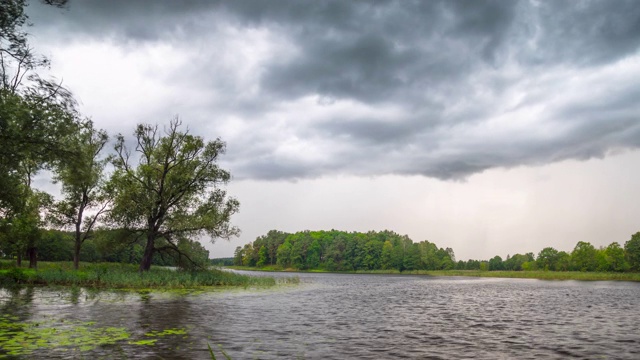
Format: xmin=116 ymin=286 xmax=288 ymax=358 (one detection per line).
xmin=50 ymin=120 xmax=109 ymax=270
xmin=109 ymin=118 xmax=240 ymax=272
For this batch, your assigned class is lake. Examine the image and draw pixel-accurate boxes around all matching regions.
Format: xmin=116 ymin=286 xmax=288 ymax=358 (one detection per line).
xmin=2 ymin=271 xmax=640 ymax=359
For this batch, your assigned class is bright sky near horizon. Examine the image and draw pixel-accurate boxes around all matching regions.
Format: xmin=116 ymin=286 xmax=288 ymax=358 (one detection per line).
xmin=26 ymin=0 xmax=640 ymax=260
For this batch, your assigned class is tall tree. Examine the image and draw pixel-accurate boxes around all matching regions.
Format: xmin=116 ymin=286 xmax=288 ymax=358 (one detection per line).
xmin=571 ymin=241 xmax=597 ymax=272
xmin=601 ymin=242 xmax=628 ymax=272
xmin=624 ymin=232 xmax=640 ymax=271
xmin=537 ymin=247 xmax=559 ymax=271
xmin=1 ymin=0 xmax=67 ymax=93
xmin=1 ymin=0 xmax=79 ymax=265
xmin=50 ymin=120 xmax=109 ymax=270
xmin=109 ymin=118 xmax=240 ymax=272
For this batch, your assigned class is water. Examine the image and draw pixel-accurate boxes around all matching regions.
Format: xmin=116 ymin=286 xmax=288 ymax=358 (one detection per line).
xmin=2 ymin=272 xmax=640 ymax=359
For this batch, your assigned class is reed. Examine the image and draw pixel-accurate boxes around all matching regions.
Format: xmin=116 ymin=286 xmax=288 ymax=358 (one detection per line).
xmin=0 ymin=261 xmax=298 ymax=289
xmin=418 ymin=270 xmax=640 ymax=281
xmin=225 ymin=264 xmax=640 ymax=281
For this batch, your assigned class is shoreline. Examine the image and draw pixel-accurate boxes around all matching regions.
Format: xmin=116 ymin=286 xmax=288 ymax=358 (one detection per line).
xmin=226 ymin=266 xmax=640 ymax=282
xmin=0 ymin=261 xmax=296 ymax=289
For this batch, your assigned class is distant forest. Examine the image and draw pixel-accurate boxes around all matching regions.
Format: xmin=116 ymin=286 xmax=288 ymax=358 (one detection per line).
xmin=234 ymin=230 xmax=640 ymax=272
xmin=17 ymin=229 xmax=211 ymax=269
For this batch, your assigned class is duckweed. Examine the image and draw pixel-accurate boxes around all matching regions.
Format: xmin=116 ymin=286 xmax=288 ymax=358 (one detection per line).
xmin=0 ymin=314 xmax=190 ymax=357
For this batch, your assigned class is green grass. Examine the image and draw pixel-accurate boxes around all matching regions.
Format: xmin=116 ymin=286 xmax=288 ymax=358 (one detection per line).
xmin=414 ymin=270 xmax=640 ymax=281
xmin=226 ymin=265 xmax=640 ymax=281
xmin=0 ymin=261 xmax=299 ymax=289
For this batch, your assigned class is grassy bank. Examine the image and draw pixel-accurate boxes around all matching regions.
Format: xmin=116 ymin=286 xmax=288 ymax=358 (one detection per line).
xmin=228 ymin=266 xmax=640 ymax=281
xmin=407 ymin=270 xmax=640 ymax=281
xmin=0 ymin=261 xmax=298 ymax=289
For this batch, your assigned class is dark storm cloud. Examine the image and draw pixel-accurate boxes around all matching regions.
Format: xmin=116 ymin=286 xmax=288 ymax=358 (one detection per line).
xmin=27 ymin=0 xmax=640 ymax=180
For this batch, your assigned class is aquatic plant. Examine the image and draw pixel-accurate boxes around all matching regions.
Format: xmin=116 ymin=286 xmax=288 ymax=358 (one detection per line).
xmin=0 ymin=314 xmax=130 ymax=357
xmin=0 ymin=313 xmax=196 ymax=358
xmin=0 ymin=261 xmax=299 ymax=289
xmin=208 ymin=343 xmax=232 ymax=360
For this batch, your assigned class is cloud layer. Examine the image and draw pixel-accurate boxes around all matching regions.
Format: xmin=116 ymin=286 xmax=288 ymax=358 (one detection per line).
xmin=29 ymin=0 xmax=640 ymax=180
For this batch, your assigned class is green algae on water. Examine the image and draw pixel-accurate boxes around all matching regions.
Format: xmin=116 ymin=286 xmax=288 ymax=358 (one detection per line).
xmin=0 ymin=314 xmax=130 ymax=357
xmin=0 ymin=313 xmax=190 ymax=357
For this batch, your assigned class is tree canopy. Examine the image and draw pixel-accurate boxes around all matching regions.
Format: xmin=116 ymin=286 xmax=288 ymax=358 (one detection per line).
xmin=109 ymin=118 xmax=240 ymax=271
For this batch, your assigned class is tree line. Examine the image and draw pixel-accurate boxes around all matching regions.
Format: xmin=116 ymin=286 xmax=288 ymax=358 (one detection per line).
xmin=0 ymin=0 xmax=238 ymax=271
xmin=234 ymin=230 xmax=456 ymax=271
xmin=30 ymin=229 xmax=210 ymax=268
xmin=235 ymin=230 xmax=640 ymax=273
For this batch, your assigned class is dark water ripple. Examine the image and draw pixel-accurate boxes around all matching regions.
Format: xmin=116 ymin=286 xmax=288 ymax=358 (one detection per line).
xmin=2 ymin=272 xmax=640 ymax=359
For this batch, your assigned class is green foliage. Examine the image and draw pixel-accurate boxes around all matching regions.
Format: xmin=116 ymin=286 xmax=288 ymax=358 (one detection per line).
xmin=504 ymin=253 xmax=532 ymax=271
xmin=210 ymin=257 xmax=234 ymax=266
xmin=49 ymin=120 xmax=109 ymax=269
xmin=488 ymin=256 xmax=504 ymax=271
xmin=233 ymin=246 xmax=244 ymax=266
xmin=37 ymin=230 xmax=74 ymax=261
xmin=625 ymin=232 xmax=640 ymax=271
xmin=0 ymin=187 xmax=52 ymax=266
xmin=555 ymin=251 xmax=571 ymax=271
xmin=0 ymin=0 xmax=81 ymax=269
xmin=243 ymin=230 xmax=456 ymax=272
xmin=380 ymin=240 xmax=394 ymax=269
xmin=0 ymin=261 xmax=284 ymax=288
xmin=276 ymin=240 xmax=292 ymax=268
xmin=571 ymin=241 xmax=597 ymax=271
xmin=242 ymin=243 xmax=256 ymax=267
xmin=0 ymin=267 xmax=28 ymax=285
xmin=595 ymin=243 xmax=628 ymax=272
xmin=537 ymin=247 xmax=559 ymax=271
xmin=479 ymin=261 xmax=489 ymax=271
xmin=109 ymin=118 xmax=239 ymax=271
xmin=256 ymin=246 xmax=268 ymax=267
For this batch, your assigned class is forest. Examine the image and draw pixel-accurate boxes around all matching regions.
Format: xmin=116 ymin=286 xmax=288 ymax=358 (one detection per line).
xmin=235 ymin=230 xmax=640 ymax=273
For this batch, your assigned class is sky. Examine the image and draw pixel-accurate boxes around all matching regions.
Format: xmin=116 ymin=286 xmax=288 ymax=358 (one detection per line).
xmin=25 ymin=0 xmax=640 ymax=260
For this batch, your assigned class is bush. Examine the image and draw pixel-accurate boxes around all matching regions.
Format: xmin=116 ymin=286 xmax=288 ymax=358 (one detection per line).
xmin=0 ymin=267 xmax=28 ymax=285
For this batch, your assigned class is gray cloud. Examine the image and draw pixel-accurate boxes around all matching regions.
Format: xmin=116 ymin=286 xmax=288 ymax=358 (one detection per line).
xmin=27 ymin=0 xmax=640 ymax=181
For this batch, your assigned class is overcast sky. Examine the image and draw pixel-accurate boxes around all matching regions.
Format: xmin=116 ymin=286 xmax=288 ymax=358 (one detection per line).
xmin=26 ymin=0 xmax=640 ymax=260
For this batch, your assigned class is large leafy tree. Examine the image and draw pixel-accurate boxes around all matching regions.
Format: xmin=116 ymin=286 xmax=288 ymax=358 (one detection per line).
xmin=600 ymin=242 xmax=628 ymax=272
xmin=537 ymin=247 xmax=559 ymax=271
xmin=571 ymin=241 xmax=597 ymax=271
xmin=50 ymin=120 xmax=109 ymax=270
xmin=625 ymin=232 xmax=640 ymax=271
xmin=1 ymin=0 xmax=67 ymax=93
xmin=109 ymin=118 xmax=240 ymax=272
xmin=1 ymin=0 xmax=77 ymax=231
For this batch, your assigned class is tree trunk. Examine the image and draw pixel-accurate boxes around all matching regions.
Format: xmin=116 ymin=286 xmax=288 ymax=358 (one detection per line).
xmin=27 ymin=247 xmax=37 ymax=269
xmin=73 ymin=239 xmax=81 ymax=270
xmin=74 ymin=204 xmax=85 ymax=271
xmin=139 ymin=234 xmax=155 ymax=272
xmin=16 ymin=252 xmax=22 ymax=267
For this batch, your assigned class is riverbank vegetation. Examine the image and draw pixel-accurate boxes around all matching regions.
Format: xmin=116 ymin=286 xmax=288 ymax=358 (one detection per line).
xmin=0 ymin=261 xmax=295 ymax=289
xmin=232 ymin=230 xmax=640 ymax=279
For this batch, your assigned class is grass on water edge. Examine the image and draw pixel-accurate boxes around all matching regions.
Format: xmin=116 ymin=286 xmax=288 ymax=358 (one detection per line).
xmin=227 ymin=265 xmax=640 ymax=281
xmin=0 ymin=260 xmax=299 ymax=289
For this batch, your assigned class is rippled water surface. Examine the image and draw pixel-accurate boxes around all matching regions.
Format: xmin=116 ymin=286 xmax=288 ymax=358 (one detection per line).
xmin=2 ymin=272 xmax=640 ymax=359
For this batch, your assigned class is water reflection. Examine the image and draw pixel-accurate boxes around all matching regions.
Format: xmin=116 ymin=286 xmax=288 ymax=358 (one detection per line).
xmin=1 ymin=274 xmax=640 ymax=359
